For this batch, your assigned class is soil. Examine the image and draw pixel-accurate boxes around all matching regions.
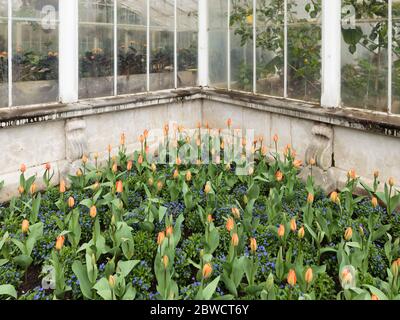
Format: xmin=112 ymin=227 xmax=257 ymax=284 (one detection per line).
xmin=18 ymin=264 xmax=42 ymax=295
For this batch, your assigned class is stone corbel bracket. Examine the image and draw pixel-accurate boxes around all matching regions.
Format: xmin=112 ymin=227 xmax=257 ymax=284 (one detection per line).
xmin=60 ymin=118 xmax=88 ymax=181
xmin=305 ymin=124 xmax=333 ymax=171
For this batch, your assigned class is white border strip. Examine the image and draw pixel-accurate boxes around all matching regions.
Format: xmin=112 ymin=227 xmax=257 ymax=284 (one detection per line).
xmin=253 ymin=0 xmax=256 ymax=93
xmin=174 ymin=0 xmax=178 ymax=88
xmin=146 ymin=0 xmax=150 ymax=91
xmin=227 ymin=0 xmax=231 ymax=90
xmin=283 ymin=0 xmax=287 ymax=98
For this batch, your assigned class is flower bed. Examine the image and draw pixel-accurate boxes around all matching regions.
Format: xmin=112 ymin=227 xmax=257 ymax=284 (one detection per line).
xmin=0 ymin=121 xmax=399 ymax=300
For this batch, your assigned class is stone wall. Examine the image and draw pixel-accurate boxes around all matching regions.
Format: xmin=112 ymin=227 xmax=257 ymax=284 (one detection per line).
xmin=0 ymin=87 xmax=399 ymax=201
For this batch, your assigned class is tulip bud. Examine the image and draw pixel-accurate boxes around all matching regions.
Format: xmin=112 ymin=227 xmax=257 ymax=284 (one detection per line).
xmin=371 ymin=197 xmax=378 ymax=208
xmin=120 ymin=133 xmax=126 ymax=146
xmin=22 ymin=219 xmax=29 ymax=234
xmin=207 ymin=214 xmax=213 ymax=223
xmin=148 ymin=177 xmax=154 ymax=187
xmin=305 ymin=267 xmax=313 ymax=284
xmin=227 ymin=118 xmax=232 ymax=128
xmin=389 ymin=177 xmax=395 ymax=187
xmin=68 ymin=196 xmax=75 ymax=208
xmin=231 ymin=233 xmax=239 ymax=247
xmin=250 ymin=237 xmax=257 ymax=253
xmin=90 ymin=205 xmax=97 ymax=218
xmin=151 ymin=163 xmax=157 ymax=172
xmin=344 ymin=227 xmax=353 ymax=241
xmin=340 ymin=266 xmax=354 ymax=289
xmin=76 ymin=169 xmax=83 ymax=177
xmin=116 ymin=180 xmax=123 ymax=193
xmin=94 ymin=152 xmax=99 ymax=160
xmin=157 ymin=180 xmax=163 ymax=191
xmin=185 ymin=171 xmax=192 ymax=182
xmin=162 ymin=255 xmax=169 ymax=269
xmin=55 ymin=235 xmax=65 ymax=251
xmin=307 ymin=193 xmax=314 ymax=204
xmin=277 ymin=224 xmax=285 ymax=238
xmin=290 ymin=218 xmax=297 ymax=232
xmin=347 ymin=169 xmax=356 ymax=180
xmin=266 ymin=273 xmax=274 ymax=291
xmin=173 ymin=169 xmax=179 ymax=179
xmin=359 ymin=225 xmax=364 ymax=237
xmin=127 ymin=160 xmax=133 ymax=171
xmin=45 ymin=162 xmax=51 ymax=171
xmin=373 ymin=171 xmax=379 ymax=179
xmin=293 ymin=159 xmax=302 ymax=169
xmin=226 ymin=217 xmax=235 ymax=232
xmin=309 ymin=158 xmax=316 ymax=166
xmin=20 ymin=164 xmax=26 ymax=173
xmin=82 ymin=155 xmax=88 ymax=164
xmin=298 ymin=226 xmax=305 ymax=239
xmin=202 ymin=263 xmax=213 ymax=279
xmin=371 ymin=294 xmax=379 ymax=300
xmin=287 ymin=269 xmax=297 ymax=286
xmin=108 ymin=275 xmax=116 ymax=288
xmin=59 ymin=179 xmax=66 ymax=193
xmin=157 ymin=231 xmax=165 ymax=246
xmin=107 ymin=144 xmax=112 ymax=153
xmin=231 ymin=207 xmax=240 ymax=220
xmin=166 ymin=226 xmax=173 ymax=238
xmin=273 ymin=134 xmax=278 ymax=143
xmin=176 ymin=157 xmax=182 ymax=166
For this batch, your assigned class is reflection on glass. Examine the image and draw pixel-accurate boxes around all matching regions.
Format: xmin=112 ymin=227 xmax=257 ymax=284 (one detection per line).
xmin=118 ymin=0 xmax=147 ymax=94
xmin=256 ymin=0 xmax=284 ymax=97
xmin=79 ymin=0 xmax=114 ymax=99
xmin=392 ymin=1 xmax=400 ymax=114
xmin=208 ymin=0 xmax=228 ymax=88
xmin=0 ymin=0 xmax=7 ymax=108
xmin=230 ymin=0 xmax=253 ymax=92
xmin=177 ymin=0 xmax=198 ymax=87
xmin=341 ymin=0 xmax=388 ymax=112
xmin=12 ymin=0 xmax=59 ymax=106
xmin=149 ymin=0 xmax=174 ymax=91
xmin=287 ymin=0 xmax=321 ymax=102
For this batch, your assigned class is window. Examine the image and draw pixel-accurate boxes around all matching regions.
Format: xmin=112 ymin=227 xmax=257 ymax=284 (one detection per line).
xmin=10 ymin=0 xmax=59 ymax=106
xmin=0 ymin=1 xmax=7 ymax=108
xmin=341 ymin=0 xmax=388 ymax=112
xmin=79 ymin=0 xmax=114 ymax=99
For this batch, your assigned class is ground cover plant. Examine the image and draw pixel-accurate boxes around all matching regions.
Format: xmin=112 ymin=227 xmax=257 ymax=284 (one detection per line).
xmin=0 ymin=120 xmax=399 ymax=300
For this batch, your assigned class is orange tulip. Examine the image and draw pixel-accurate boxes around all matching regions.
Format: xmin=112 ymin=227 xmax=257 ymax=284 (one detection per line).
xmin=275 ymin=171 xmax=283 ymax=182
xmin=55 ymin=235 xmax=65 ymax=251
xmin=173 ymin=169 xmax=179 ymax=179
xmin=298 ymin=226 xmax=305 ymax=239
xmin=22 ymin=219 xmax=29 ymax=234
xmin=157 ymin=231 xmax=165 ymax=246
xmin=151 ymin=163 xmax=157 ymax=172
xmin=82 ymin=155 xmax=88 ymax=164
xmin=204 ymin=182 xmax=212 ymax=194
xmin=231 ymin=233 xmax=239 ymax=247
xmin=176 ymin=157 xmax=182 ymax=166
xmin=116 ymin=180 xmax=123 ymax=193
xmin=371 ymin=197 xmax=378 ymax=208
xmin=389 ymin=177 xmax=395 ymax=187
xmin=227 ymin=118 xmax=232 ymax=128
xmin=107 ymin=144 xmax=112 ymax=153
xmin=250 ymin=237 xmax=257 ymax=253
xmin=45 ymin=162 xmax=51 ymax=171
xmin=166 ymin=226 xmax=173 ymax=238
xmin=202 ymin=263 xmax=213 ymax=279
xmin=277 ymin=224 xmax=285 ymax=238
xmin=231 ymin=207 xmax=240 ymax=220
xmin=29 ymin=183 xmax=36 ymax=194
xmin=309 ymin=158 xmax=316 ymax=166
xmin=157 ymin=181 xmax=163 ymax=191
xmin=76 ymin=169 xmax=83 ymax=177
xmin=273 ymin=134 xmax=278 ymax=143
xmin=148 ymin=177 xmax=154 ymax=186
xmin=207 ymin=214 xmax=214 ymax=223
xmin=307 ymin=193 xmax=314 ymax=204
xmin=371 ymin=294 xmax=379 ymax=300
xmin=290 ymin=218 xmax=297 ymax=232
xmin=112 ymin=162 xmax=118 ymax=173
xmin=139 ymin=135 xmax=144 ymax=143
xmin=90 ymin=205 xmax=97 ymax=218
xmin=347 ymin=169 xmax=356 ymax=180
xmin=138 ymin=154 xmax=143 ymax=165
xmin=293 ymin=159 xmax=302 ymax=169
xmin=59 ymin=179 xmax=66 ymax=193
xmin=18 ymin=185 xmax=24 ymax=194
xmin=344 ymin=227 xmax=353 ymax=241
xmin=162 ymin=255 xmax=169 ymax=269
xmin=287 ymin=269 xmax=297 ymax=286
xmin=261 ymin=145 xmax=267 ymax=156
xmin=68 ymin=196 xmax=75 ymax=208
xmin=20 ymin=164 xmax=26 ymax=173
xmin=373 ymin=171 xmax=379 ymax=179
xmin=120 ymin=133 xmax=126 ymax=146
xmin=127 ymin=160 xmax=133 ymax=171
xmin=185 ymin=171 xmax=192 ymax=182
xmin=330 ymin=191 xmax=339 ymax=204
xmin=226 ymin=217 xmax=235 ymax=232
xmin=305 ymin=267 xmax=313 ymax=284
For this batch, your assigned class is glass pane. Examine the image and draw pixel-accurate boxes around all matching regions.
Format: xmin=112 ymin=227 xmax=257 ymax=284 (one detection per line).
xmin=256 ymin=0 xmax=284 ymax=97
xmin=393 ymin=2 xmax=400 ymax=114
xmin=79 ymin=0 xmax=114 ymax=99
xmin=208 ymin=0 xmax=228 ymax=88
xmin=12 ymin=0 xmax=59 ymax=106
xmin=230 ymin=0 xmax=253 ymax=92
xmin=287 ymin=0 xmax=321 ymax=102
xmin=341 ymin=1 xmax=388 ymax=112
xmin=117 ymin=0 xmax=147 ymax=94
xmin=177 ymin=0 xmax=198 ymax=87
xmin=149 ymin=0 xmax=174 ymax=91
xmin=0 ymin=0 xmax=7 ymax=108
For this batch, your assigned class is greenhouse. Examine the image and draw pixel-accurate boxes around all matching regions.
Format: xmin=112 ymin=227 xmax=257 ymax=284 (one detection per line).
xmin=0 ymin=0 xmax=399 ymax=303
